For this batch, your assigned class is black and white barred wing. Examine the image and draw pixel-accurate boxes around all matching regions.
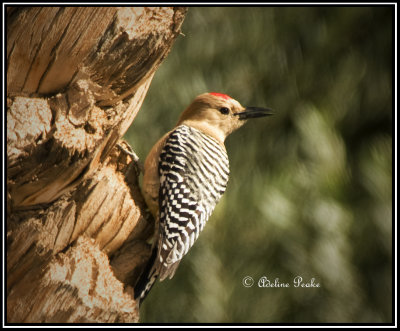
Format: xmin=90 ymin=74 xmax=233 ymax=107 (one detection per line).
xmin=157 ymin=125 xmax=230 ymax=280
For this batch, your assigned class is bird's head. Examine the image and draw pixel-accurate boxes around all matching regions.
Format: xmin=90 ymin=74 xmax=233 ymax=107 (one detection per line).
xmin=177 ymin=92 xmax=273 ymax=143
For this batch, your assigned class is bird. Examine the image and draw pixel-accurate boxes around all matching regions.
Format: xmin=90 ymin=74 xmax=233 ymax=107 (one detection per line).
xmin=134 ymin=92 xmax=273 ymax=303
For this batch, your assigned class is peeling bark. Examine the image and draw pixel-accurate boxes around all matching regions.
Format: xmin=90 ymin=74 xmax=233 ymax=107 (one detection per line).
xmin=6 ymin=6 xmax=187 ymax=323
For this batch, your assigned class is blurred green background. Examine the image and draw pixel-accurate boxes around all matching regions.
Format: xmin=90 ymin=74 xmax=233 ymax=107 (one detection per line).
xmin=124 ymin=6 xmax=393 ymax=323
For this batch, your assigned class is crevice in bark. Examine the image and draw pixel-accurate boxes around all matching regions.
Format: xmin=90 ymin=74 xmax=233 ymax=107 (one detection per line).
xmin=6 ymin=6 xmax=187 ymax=323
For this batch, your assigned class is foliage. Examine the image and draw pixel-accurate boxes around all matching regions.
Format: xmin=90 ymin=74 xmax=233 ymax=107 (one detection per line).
xmin=124 ymin=6 xmax=393 ymax=323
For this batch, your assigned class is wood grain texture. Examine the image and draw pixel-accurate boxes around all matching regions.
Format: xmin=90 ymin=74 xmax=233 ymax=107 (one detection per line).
xmin=6 ymin=6 xmax=187 ymax=323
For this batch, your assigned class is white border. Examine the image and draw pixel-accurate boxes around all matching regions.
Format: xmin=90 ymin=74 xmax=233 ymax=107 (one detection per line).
xmin=2 ymin=2 xmax=397 ymax=328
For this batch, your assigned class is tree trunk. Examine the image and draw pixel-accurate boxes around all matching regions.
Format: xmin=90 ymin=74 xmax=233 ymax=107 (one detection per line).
xmin=6 ymin=6 xmax=187 ymax=323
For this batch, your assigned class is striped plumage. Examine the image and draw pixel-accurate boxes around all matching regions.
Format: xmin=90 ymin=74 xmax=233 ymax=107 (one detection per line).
xmin=157 ymin=125 xmax=229 ymax=280
xmin=134 ymin=92 xmax=272 ymax=304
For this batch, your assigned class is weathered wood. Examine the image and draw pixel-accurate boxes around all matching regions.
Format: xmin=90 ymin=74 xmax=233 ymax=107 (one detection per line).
xmin=6 ymin=6 xmax=187 ymax=323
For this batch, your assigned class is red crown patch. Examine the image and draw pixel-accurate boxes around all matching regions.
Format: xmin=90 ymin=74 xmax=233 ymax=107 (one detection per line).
xmin=209 ymin=92 xmax=231 ymax=100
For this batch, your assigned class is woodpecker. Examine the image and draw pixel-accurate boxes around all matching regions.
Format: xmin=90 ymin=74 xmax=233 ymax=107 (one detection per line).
xmin=134 ymin=92 xmax=272 ymax=303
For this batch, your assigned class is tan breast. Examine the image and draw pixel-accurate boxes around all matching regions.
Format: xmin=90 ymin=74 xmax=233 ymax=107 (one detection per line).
xmin=142 ymin=131 xmax=172 ymax=218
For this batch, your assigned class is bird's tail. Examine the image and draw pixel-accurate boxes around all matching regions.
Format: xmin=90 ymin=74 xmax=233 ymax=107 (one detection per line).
xmin=134 ymin=243 xmax=182 ymax=304
xmin=134 ymin=247 xmax=158 ymax=305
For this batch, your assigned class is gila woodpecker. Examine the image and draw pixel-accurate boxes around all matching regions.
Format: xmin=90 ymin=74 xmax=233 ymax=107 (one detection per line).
xmin=134 ymin=92 xmax=272 ymax=303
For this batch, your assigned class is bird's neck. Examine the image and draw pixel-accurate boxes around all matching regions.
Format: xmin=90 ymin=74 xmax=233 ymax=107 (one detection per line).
xmin=177 ymin=120 xmax=226 ymax=146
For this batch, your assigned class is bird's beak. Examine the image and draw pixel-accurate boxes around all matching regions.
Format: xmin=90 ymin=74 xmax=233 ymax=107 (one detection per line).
xmin=234 ymin=106 xmax=274 ymax=120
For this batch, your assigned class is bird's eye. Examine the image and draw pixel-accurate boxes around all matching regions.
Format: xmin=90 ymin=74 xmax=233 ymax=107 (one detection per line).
xmin=219 ymin=107 xmax=230 ymax=115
